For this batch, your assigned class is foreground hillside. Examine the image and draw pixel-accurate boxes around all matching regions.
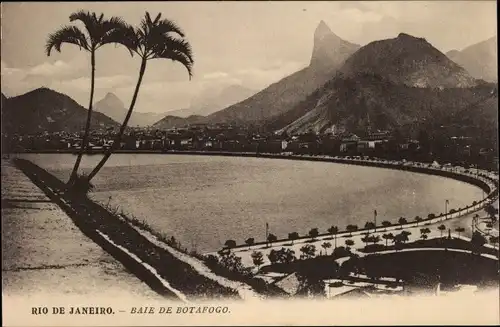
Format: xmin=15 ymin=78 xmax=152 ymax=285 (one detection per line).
xmin=277 ymin=73 xmax=497 ymax=136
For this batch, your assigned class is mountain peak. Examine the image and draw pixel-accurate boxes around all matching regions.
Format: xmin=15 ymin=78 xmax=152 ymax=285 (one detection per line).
xmin=94 ymin=92 xmax=126 ymax=119
xmin=396 ymin=32 xmax=427 ymax=43
xmin=340 ymin=34 xmax=477 ymax=88
xmin=310 ymin=21 xmax=360 ymax=68
xmin=315 ymin=20 xmax=334 ymax=39
xmin=103 ymin=92 xmax=120 ymax=101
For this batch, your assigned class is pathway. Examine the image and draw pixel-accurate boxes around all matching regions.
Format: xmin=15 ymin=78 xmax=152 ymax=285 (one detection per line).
xmin=1 ymin=159 xmax=161 ymax=299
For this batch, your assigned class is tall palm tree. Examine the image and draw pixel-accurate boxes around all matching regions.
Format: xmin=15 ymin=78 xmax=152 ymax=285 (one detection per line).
xmin=46 ymin=10 xmax=127 ymax=187
xmin=327 ymin=226 xmax=339 ymax=248
xmin=86 ymin=12 xmax=193 ymax=183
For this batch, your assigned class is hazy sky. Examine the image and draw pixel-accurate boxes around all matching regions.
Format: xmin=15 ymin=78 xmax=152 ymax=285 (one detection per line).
xmin=1 ymin=1 xmax=497 ymax=113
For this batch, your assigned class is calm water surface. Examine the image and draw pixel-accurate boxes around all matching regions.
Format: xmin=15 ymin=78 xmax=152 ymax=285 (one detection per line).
xmin=18 ymin=153 xmax=483 ymax=252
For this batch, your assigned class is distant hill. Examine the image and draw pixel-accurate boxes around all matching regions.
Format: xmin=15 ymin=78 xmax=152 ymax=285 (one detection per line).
xmin=152 ymin=114 xmax=206 ymax=130
xmin=204 ymin=21 xmax=361 ymax=125
xmin=339 ymin=33 xmax=478 ymax=88
xmin=2 ymin=88 xmax=119 ymax=135
xmin=127 ymin=84 xmax=256 ymax=128
xmin=185 ymin=84 xmax=256 ymax=117
xmin=94 ymin=92 xmax=165 ymax=127
xmin=446 ymin=36 xmax=497 ymax=82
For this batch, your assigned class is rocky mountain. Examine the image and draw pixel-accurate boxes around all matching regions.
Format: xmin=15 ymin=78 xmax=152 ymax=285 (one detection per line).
xmin=340 ymin=33 xmax=477 ymax=88
xmin=204 ymin=21 xmax=360 ymax=125
xmin=446 ymin=36 xmax=497 ymax=82
xmin=278 ymin=73 xmax=496 ymax=135
xmin=94 ymin=92 xmax=165 ymax=127
xmin=152 ymin=115 xmax=206 ymax=130
xmin=2 ymin=88 xmax=119 ymax=135
xmin=268 ymin=33 xmax=494 ymax=136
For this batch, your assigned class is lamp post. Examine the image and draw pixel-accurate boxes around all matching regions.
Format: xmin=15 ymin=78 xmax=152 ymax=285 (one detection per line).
xmin=445 ymin=199 xmax=449 ymax=220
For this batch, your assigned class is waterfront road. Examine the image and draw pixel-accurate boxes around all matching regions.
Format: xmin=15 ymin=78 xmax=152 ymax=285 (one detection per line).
xmin=1 ymin=159 xmax=160 ymax=299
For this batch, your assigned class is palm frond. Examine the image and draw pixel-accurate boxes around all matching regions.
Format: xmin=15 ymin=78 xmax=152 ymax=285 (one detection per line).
xmin=96 ymin=17 xmax=131 ymax=49
xmin=69 ymin=9 xmax=94 ymax=25
xmin=100 ymin=23 xmax=139 ymax=56
xmin=69 ymin=10 xmax=100 ymax=46
xmin=154 ymin=18 xmax=185 ymax=38
xmin=145 ymin=11 xmax=152 ymax=25
xmin=70 ymin=10 xmax=127 ymax=49
xmin=152 ymin=36 xmax=194 ymax=79
xmin=161 ymin=50 xmax=194 ymax=79
xmin=45 ymin=25 xmax=90 ymax=56
xmin=152 ymin=13 xmax=162 ymax=25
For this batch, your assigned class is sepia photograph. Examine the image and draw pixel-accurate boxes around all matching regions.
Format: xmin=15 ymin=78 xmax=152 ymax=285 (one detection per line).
xmin=1 ymin=1 xmax=499 ymax=325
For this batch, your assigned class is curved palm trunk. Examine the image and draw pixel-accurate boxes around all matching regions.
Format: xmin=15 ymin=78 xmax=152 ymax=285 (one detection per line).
xmin=87 ymin=58 xmax=147 ymax=182
xmin=68 ymin=50 xmax=96 ymax=184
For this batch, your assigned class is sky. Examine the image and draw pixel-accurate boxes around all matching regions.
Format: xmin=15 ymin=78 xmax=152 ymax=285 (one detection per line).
xmin=1 ymin=1 xmax=497 ymax=113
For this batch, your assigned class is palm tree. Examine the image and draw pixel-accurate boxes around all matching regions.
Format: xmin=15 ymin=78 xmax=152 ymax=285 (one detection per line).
xmin=224 ymin=239 xmax=236 ymax=249
xmin=438 ymin=224 xmax=446 ymax=237
xmin=345 ymin=239 xmax=355 ymax=251
xmin=308 ymin=228 xmax=319 ymax=240
xmin=398 ymin=217 xmax=408 ymax=229
xmin=361 ymin=233 xmax=370 ymax=247
xmin=321 ymin=241 xmax=332 ymax=255
xmin=454 ymin=227 xmax=465 ymax=238
xmin=288 ymin=232 xmax=299 ymax=245
xmin=400 ymin=230 xmax=411 ymax=243
xmin=490 ymin=235 xmax=499 ymax=248
xmin=267 ymin=233 xmax=278 ymax=246
xmin=364 ymin=221 xmax=376 ymax=231
xmin=414 ymin=216 xmax=423 ymax=226
xmin=346 ymin=224 xmax=358 ymax=237
xmin=420 ymin=227 xmax=431 ymax=240
xmin=46 ymin=11 xmax=127 ymax=187
xmin=245 ymin=237 xmax=255 ymax=250
xmin=86 ymin=12 xmax=194 ymax=183
xmin=251 ymin=251 xmax=264 ymax=270
xmin=381 ymin=220 xmax=392 ymax=231
xmin=382 ymin=233 xmax=393 ymax=246
xmin=327 ymin=226 xmax=339 ymax=248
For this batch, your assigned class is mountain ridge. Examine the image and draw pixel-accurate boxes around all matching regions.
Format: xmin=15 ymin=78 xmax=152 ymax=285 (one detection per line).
xmin=339 ymin=33 xmax=478 ymax=88
xmin=203 ymin=21 xmax=361 ymax=125
xmin=446 ymin=36 xmax=497 ymax=82
xmin=268 ymin=33 xmax=493 ymax=136
xmin=2 ymin=87 xmax=119 ymax=135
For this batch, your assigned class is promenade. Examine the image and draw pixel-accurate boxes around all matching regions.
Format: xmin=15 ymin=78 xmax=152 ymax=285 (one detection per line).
xmin=1 ymin=159 xmax=160 ymax=299
xmin=204 ymin=154 xmax=499 ymax=268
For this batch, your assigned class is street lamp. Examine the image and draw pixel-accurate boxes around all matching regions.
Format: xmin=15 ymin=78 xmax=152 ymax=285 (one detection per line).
xmin=445 ymin=199 xmax=449 ymax=220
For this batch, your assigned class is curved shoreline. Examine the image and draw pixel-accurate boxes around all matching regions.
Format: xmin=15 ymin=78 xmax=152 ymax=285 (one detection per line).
xmin=13 ymin=150 xmax=499 ymax=249
xmin=158 ymin=150 xmax=498 ymax=250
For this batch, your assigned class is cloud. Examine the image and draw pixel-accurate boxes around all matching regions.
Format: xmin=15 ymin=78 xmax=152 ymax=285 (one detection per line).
xmin=202 ymin=71 xmax=229 ymax=80
xmin=24 ymin=57 xmax=88 ymax=81
xmin=59 ymin=74 xmax=135 ymax=92
xmin=233 ymin=61 xmax=305 ymax=89
xmin=1 ymin=60 xmax=23 ymax=76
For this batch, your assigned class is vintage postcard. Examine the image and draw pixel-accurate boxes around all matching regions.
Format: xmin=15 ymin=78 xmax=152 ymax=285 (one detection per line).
xmin=1 ymin=1 xmax=499 ymax=326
